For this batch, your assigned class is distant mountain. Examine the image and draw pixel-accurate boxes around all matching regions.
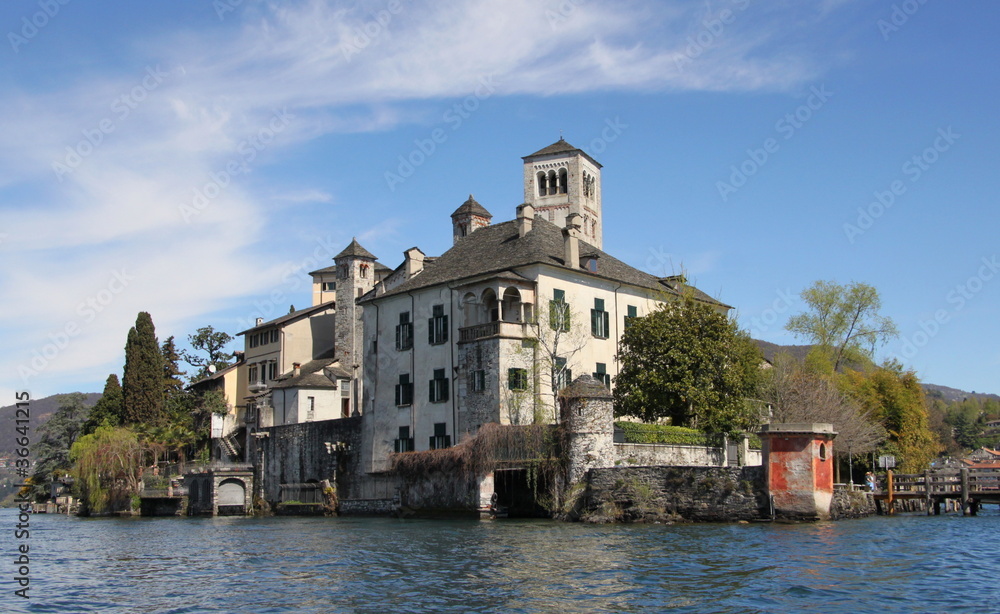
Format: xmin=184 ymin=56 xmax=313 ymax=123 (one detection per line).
xmin=0 ymin=393 xmax=100 ymax=453
xmin=922 ymin=384 xmax=1000 ymax=404
xmin=752 ymin=340 xmax=997 ymax=399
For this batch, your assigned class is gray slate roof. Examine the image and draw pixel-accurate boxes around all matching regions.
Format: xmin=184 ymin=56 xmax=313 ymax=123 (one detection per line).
xmin=523 ymin=137 xmax=602 ymax=168
xmin=451 ymin=195 xmax=492 ymax=219
xmin=237 ymin=301 xmax=335 ymax=335
xmin=335 ymin=238 xmax=376 ymax=260
xmin=363 ymin=217 xmax=727 ymax=307
xmin=270 ymin=356 xmax=351 ymax=390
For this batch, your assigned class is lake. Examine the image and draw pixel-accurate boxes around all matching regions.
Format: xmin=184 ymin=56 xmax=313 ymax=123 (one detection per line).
xmin=5 ymin=508 xmax=998 ymax=613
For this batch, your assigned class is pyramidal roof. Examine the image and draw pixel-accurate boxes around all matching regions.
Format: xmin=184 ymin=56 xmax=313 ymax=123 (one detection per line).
xmin=523 ymin=137 xmax=602 ymax=168
xmin=335 ymin=238 xmax=376 ymax=260
xmin=450 ymin=194 xmax=492 ymax=219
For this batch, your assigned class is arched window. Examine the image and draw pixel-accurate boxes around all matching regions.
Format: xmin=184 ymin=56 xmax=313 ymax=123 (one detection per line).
xmin=481 ymin=288 xmax=499 ymax=322
xmin=359 ymin=263 xmax=369 ymax=278
xmin=537 ymin=171 xmax=547 ymax=197
xmin=547 ymin=170 xmax=558 ymax=195
xmin=501 ymin=287 xmax=523 ymax=322
xmin=819 ymin=443 xmax=828 ymax=461
xmin=558 ymin=168 xmax=568 ymax=194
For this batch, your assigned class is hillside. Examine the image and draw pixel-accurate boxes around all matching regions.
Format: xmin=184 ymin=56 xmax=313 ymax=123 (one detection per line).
xmin=0 ymin=392 xmax=100 ymax=453
xmin=752 ymin=340 xmax=997 ymax=399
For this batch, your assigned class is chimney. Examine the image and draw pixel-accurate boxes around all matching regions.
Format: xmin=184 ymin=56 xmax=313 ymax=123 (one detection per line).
xmin=516 ymin=203 xmax=534 ymax=237
xmin=563 ymin=213 xmax=581 ymax=269
xmin=404 ymin=247 xmax=425 ymax=278
xmin=255 ymin=317 xmax=264 ymax=326
xmin=293 ymin=362 xmax=301 ymax=377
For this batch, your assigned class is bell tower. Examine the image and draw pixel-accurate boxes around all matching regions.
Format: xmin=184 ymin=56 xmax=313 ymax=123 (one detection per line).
xmin=522 ymin=138 xmax=603 ymax=249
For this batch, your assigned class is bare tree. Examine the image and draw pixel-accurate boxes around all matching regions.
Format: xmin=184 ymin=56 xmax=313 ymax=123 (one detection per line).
xmin=761 ymin=356 xmax=885 ymax=460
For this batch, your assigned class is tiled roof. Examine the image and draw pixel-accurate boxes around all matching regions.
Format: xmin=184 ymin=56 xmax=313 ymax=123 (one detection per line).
xmin=335 ymin=238 xmax=377 ymax=260
xmin=309 ymin=260 xmax=393 ymax=276
xmin=523 ymin=137 xmax=602 ymax=168
xmin=270 ymin=354 xmax=352 ymax=390
xmin=451 ymin=195 xmax=492 ymax=219
xmin=237 ymin=301 xmax=335 ymax=335
xmin=363 ymin=217 xmax=726 ymax=307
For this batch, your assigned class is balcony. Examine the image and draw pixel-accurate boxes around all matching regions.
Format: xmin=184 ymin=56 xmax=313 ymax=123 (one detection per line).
xmin=248 ymin=381 xmax=268 ymax=393
xmin=459 ymin=321 xmax=529 ymax=343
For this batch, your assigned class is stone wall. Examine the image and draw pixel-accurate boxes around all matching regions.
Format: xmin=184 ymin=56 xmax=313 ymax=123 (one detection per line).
xmin=258 ymin=416 xmax=363 ymax=504
xmin=614 ymin=443 xmax=725 ymax=467
xmin=829 ymin=487 xmax=876 ymax=520
xmin=398 ymin=470 xmax=480 ymax=514
xmin=577 ymin=465 xmax=768 ymax=523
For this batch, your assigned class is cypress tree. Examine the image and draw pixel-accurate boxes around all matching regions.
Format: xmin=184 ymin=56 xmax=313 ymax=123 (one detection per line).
xmin=161 ymin=336 xmax=185 ymax=398
xmin=122 ymin=312 xmax=165 ymax=425
xmin=82 ymin=374 xmax=125 ymax=435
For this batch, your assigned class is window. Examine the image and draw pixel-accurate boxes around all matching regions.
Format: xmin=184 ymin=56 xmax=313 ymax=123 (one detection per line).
xmin=270 ymin=329 xmax=279 ymax=343
xmin=430 ymin=422 xmax=451 ymax=450
xmin=322 ymin=281 xmax=336 ymax=292
xmin=249 ymin=334 xmax=258 ymax=349
xmin=267 ymin=361 xmax=277 ymax=381
xmin=558 ymin=168 xmax=568 ymax=194
xmin=470 ymin=369 xmax=486 ymax=392
xmin=428 ymin=305 xmax=448 ymax=345
xmin=359 ymin=263 xmax=369 ymax=278
xmin=553 ymin=357 xmax=571 ymax=391
xmin=395 ymin=374 xmax=413 ymax=406
xmin=593 ymin=363 xmax=610 ymax=388
xmin=537 ymin=171 xmax=546 ymax=197
xmin=549 ymin=289 xmax=570 ymax=332
xmin=508 ymin=368 xmax=528 ymax=391
xmin=625 ymin=305 xmax=637 ymax=329
xmin=586 ymin=257 xmax=598 ymax=273
xmin=306 ymin=396 xmax=315 ymax=422
xmin=248 ymin=364 xmax=258 ymax=384
xmin=429 ymin=369 xmax=449 ymax=403
xmin=395 ymin=312 xmax=413 ymax=350
xmin=591 ymin=298 xmax=609 ymax=338
xmin=395 ymin=426 xmax=414 ymax=453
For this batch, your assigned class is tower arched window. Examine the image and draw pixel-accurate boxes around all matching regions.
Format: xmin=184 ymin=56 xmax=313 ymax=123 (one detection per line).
xmin=359 ymin=263 xmax=369 ymax=279
xmin=558 ymin=168 xmax=568 ymax=194
xmin=537 ymin=171 xmax=547 ymax=197
xmin=547 ymin=170 xmax=558 ymax=195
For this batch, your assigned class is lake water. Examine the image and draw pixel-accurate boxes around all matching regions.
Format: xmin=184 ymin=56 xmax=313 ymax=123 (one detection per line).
xmin=4 ymin=508 xmax=998 ymax=613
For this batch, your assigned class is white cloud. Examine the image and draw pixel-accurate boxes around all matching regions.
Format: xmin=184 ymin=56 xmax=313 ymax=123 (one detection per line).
xmin=0 ymin=0 xmax=849 ymax=396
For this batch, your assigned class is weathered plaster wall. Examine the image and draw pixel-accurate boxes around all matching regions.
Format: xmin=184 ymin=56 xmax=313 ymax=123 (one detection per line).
xmin=258 ymin=417 xmax=362 ymax=504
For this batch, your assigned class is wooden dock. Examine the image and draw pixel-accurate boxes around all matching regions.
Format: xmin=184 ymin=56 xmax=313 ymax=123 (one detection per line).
xmin=874 ymin=467 xmax=1000 ymax=516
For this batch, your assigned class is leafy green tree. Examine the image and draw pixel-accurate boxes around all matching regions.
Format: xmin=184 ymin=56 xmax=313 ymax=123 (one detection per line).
xmin=122 ymin=312 xmax=165 ymax=425
xmin=70 ymin=426 xmax=144 ymax=514
xmin=30 ymin=393 xmax=91 ymax=499
xmin=82 ymin=374 xmax=125 ymax=435
xmin=841 ymin=365 xmax=940 ymax=472
xmin=181 ymin=326 xmax=235 ymax=381
xmin=162 ymin=336 xmax=186 ymax=397
xmin=786 ymin=281 xmax=898 ymax=371
xmin=614 ymin=296 xmax=764 ymax=436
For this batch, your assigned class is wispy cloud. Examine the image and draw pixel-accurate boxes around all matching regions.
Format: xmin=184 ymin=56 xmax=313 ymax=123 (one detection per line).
xmin=0 ymin=0 xmax=852 ymax=394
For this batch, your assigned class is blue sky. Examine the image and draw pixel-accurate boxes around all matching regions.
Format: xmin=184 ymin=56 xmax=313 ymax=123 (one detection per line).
xmin=2 ymin=0 xmax=998 ymax=402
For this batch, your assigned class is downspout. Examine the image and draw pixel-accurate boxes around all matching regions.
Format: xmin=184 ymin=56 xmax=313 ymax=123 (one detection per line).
xmin=612 ymin=281 xmax=623 ymax=388
xmin=449 ymin=285 xmax=457 ymax=443
xmin=407 ymin=290 xmax=416 ymax=436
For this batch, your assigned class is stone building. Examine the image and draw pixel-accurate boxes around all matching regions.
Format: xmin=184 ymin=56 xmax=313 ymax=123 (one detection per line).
xmin=354 ymin=139 xmax=730 ymax=473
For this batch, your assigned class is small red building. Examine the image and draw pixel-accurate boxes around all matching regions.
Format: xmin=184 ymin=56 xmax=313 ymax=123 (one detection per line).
xmin=760 ymin=423 xmax=837 ymax=520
